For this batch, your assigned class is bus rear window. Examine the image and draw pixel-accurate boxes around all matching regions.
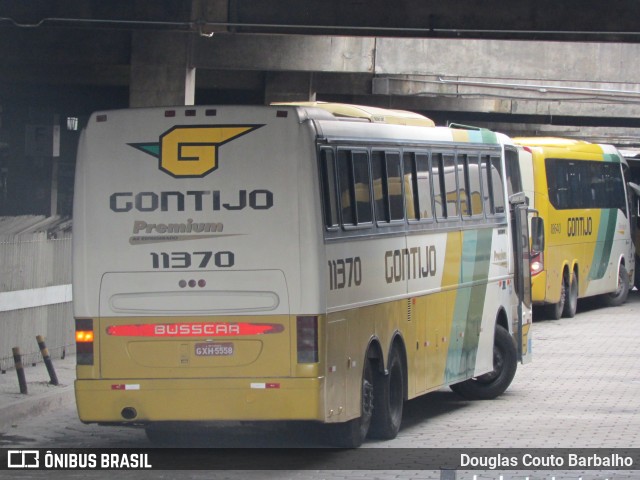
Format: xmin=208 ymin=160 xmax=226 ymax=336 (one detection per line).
xmin=320 ymin=148 xmax=339 ymax=229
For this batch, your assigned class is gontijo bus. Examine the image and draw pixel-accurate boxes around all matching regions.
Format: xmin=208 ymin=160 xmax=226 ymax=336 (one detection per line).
xmin=73 ymin=103 xmax=534 ymax=447
xmin=514 ymin=138 xmax=634 ymax=319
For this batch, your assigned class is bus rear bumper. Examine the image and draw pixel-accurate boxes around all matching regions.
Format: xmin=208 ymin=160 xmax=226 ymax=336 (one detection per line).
xmin=75 ymin=377 xmax=324 ymax=424
xmin=531 ymin=271 xmax=548 ymax=305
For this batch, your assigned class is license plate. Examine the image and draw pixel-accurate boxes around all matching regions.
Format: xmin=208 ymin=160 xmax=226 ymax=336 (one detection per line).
xmin=194 ymin=342 xmax=234 ymax=356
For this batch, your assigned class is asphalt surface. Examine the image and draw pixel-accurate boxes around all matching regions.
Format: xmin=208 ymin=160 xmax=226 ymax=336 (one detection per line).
xmin=1 ymin=291 xmax=640 ymax=479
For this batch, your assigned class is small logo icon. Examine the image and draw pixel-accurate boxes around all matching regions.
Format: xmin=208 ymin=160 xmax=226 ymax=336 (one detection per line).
xmin=130 ymin=125 xmax=262 ymax=178
xmin=7 ymin=450 xmax=40 ymax=468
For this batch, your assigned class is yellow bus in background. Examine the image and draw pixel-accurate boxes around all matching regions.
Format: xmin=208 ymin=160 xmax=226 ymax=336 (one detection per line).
xmin=515 ymin=138 xmax=634 ymax=319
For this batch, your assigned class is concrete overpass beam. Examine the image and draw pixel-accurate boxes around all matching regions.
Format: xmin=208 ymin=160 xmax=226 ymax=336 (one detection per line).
xmin=372 ymin=74 xmax=640 ymax=117
xmin=130 ymin=31 xmax=195 ymax=108
xmin=264 ymin=72 xmax=316 ymax=104
xmin=193 ymin=34 xmax=375 ymax=73
xmin=373 ymin=38 xmax=640 ymax=82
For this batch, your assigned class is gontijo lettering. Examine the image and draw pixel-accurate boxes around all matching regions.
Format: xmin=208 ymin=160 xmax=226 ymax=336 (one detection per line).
xmin=385 ymin=245 xmax=437 ymax=283
xmin=110 ymin=189 xmax=274 ymax=212
xmin=567 ymin=216 xmax=593 ymax=237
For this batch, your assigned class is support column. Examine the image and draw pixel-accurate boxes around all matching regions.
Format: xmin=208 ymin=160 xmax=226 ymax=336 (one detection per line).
xmin=130 ymin=31 xmax=195 ymax=108
xmin=264 ymin=72 xmax=317 ymax=104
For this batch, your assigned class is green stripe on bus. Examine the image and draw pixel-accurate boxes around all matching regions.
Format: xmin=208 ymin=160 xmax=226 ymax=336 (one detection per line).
xmin=480 ymin=130 xmax=498 ymax=144
xmin=445 ymin=229 xmax=493 ymax=383
xmin=589 ymin=209 xmax=617 ymax=280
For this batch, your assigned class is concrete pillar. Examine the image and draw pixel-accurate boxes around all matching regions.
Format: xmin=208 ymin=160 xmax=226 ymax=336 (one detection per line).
xmin=130 ymin=31 xmax=195 ymax=108
xmin=264 ymin=72 xmax=317 ymax=104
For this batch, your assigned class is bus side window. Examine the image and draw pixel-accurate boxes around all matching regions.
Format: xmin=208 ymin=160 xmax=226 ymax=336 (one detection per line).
xmin=386 ymin=152 xmax=404 ymax=221
xmin=352 ymin=151 xmax=373 ymax=224
xmin=458 ymin=154 xmax=471 ymax=217
xmin=403 ymin=152 xmax=419 ymax=221
xmin=481 ymin=155 xmax=494 ymax=214
xmin=600 ymin=162 xmax=626 ymax=213
xmin=491 ymin=156 xmax=506 ymax=215
xmin=372 ymin=151 xmax=387 ymax=222
xmin=337 ymin=149 xmax=356 ymax=226
xmin=320 ymin=148 xmax=339 ymax=229
xmin=432 ymin=153 xmax=446 ymax=219
xmin=443 ymin=154 xmax=459 ymax=218
xmin=415 ymin=153 xmax=433 ymax=220
xmin=468 ymin=154 xmax=483 ymax=216
xmin=337 ymin=149 xmax=373 ymax=226
xmin=372 ymin=150 xmax=403 ymax=223
xmin=505 ymin=148 xmax=523 ymax=198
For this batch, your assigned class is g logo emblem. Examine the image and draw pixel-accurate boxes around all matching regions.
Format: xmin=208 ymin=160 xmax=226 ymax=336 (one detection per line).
xmin=130 ymin=125 xmax=262 ymax=178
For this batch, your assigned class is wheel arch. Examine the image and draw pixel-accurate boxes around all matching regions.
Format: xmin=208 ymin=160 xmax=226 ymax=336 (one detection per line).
xmin=365 ymin=336 xmax=385 ymax=375
xmin=495 ymin=306 xmax=509 ymax=334
xmin=388 ymin=331 xmax=409 ymax=401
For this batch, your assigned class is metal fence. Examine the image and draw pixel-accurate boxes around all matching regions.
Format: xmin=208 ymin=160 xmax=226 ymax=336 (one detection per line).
xmin=0 ymin=230 xmax=74 ymax=371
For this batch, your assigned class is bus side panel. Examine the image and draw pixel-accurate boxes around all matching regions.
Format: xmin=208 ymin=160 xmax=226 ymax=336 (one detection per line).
xmin=584 ymin=208 xmax=630 ymax=297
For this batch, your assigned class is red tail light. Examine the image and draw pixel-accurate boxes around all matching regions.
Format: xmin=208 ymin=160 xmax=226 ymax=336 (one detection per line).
xmin=76 ymin=318 xmax=94 ymax=365
xmin=531 ymin=251 xmax=544 ymax=276
xmin=296 ymin=316 xmax=318 ymax=363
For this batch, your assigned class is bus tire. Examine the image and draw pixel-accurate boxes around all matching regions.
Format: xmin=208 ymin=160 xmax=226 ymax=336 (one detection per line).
xmin=562 ymin=273 xmax=578 ymax=318
xmin=604 ymin=264 xmax=630 ymax=307
xmin=449 ymin=325 xmax=517 ymax=400
xmin=328 ymin=358 xmax=374 ymax=448
xmin=368 ymin=348 xmax=404 ymax=440
xmin=545 ymin=272 xmax=567 ymax=320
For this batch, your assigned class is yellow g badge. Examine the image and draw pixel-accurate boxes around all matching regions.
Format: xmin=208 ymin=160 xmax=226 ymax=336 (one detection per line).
xmin=130 ymin=125 xmax=262 ymax=178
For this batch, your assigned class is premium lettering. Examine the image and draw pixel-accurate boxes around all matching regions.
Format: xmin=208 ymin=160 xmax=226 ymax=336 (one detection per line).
xmin=133 ymin=219 xmax=223 ymax=234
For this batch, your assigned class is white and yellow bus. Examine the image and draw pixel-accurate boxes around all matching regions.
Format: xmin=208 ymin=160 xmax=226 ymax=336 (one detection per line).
xmin=73 ymin=103 xmax=534 ymax=447
xmin=514 ymin=138 xmax=634 ymax=320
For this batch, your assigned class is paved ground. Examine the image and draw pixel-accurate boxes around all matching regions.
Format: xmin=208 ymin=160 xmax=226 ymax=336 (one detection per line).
xmin=1 ymin=291 xmax=639 ymax=479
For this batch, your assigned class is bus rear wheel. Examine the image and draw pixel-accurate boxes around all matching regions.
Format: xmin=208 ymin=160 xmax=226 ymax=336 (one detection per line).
xmin=562 ymin=273 xmax=578 ymax=318
xmin=545 ymin=272 xmax=568 ymax=320
xmin=604 ymin=264 xmax=630 ymax=307
xmin=450 ymin=325 xmax=517 ymax=400
xmin=368 ymin=347 xmax=404 ymax=440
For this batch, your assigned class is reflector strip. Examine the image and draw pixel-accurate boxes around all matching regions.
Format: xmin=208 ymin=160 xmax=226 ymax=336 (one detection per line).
xmin=111 ymin=384 xmax=140 ymax=391
xmin=106 ymin=322 xmax=284 ymax=337
xmin=250 ymin=383 xmax=280 ymax=389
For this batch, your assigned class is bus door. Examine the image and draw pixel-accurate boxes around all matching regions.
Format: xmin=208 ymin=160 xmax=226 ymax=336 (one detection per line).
xmin=510 ymin=192 xmax=536 ymax=364
xmin=626 ymin=180 xmax=640 ymax=289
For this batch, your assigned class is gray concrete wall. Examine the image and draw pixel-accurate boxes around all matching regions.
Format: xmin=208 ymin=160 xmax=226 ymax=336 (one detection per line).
xmin=0 ymin=233 xmax=73 ymax=371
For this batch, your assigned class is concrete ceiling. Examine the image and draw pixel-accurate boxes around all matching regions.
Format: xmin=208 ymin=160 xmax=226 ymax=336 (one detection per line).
xmin=2 ymin=1 xmax=640 ymax=144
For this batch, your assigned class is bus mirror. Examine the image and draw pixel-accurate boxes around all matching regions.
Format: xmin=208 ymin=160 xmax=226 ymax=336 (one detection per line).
xmin=509 ymin=192 xmax=527 ymax=205
xmin=628 ymin=182 xmax=640 ymax=197
xmin=531 ymin=216 xmax=544 ymax=253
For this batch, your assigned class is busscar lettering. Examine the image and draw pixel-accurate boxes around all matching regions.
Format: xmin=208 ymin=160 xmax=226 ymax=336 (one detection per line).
xmin=155 ymin=323 xmax=241 ymax=336
xmin=385 ymin=245 xmax=437 ymax=284
xmin=110 ymin=189 xmax=273 ymax=213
